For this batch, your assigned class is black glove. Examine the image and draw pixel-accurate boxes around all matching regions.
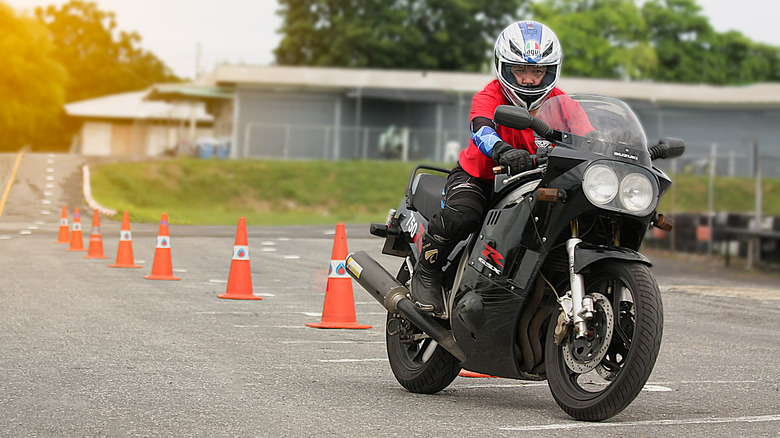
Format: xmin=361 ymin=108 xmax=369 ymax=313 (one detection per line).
xmin=491 ymin=141 xmax=534 ymax=175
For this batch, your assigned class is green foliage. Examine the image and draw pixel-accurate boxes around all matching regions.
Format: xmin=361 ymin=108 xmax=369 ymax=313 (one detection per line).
xmin=91 ymin=158 xmax=780 ymax=226
xmin=0 ymin=2 xmax=67 ymax=151
xmin=658 ymin=173 xmax=780 ymax=216
xmin=274 ymin=0 xmax=527 ymax=71
xmin=531 ymin=0 xmax=658 ymax=79
xmin=90 ymin=158 xmax=427 ymax=225
xmin=274 ymin=0 xmax=780 ymax=83
xmin=640 ymin=0 xmax=780 ymax=84
xmin=35 ymin=0 xmax=180 ymax=103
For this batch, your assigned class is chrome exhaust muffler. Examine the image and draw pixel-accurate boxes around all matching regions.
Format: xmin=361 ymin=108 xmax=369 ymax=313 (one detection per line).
xmin=345 ymin=251 xmax=465 ymax=362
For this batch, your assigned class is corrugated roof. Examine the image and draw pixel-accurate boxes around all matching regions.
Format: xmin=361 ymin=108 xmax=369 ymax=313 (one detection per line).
xmin=64 ymin=90 xmax=214 ymax=121
xmin=209 ymin=65 xmax=780 ymax=108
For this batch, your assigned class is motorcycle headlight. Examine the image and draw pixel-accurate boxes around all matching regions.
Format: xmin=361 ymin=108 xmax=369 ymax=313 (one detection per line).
xmin=620 ymin=173 xmax=653 ymax=212
xmin=583 ymin=165 xmax=619 ymax=205
xmin=581 ymin=162 xmax=658 ymax=216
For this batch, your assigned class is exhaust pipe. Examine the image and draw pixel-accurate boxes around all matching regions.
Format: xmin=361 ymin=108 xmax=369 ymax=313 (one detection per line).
xmin=345 ymin=251 xmax=465 ymax=362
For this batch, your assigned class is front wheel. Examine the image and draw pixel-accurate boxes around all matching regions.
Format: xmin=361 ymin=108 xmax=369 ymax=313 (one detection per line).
xmin=386 ymin=261 xmax=460 ymax=394
xmin=545 ymin=261 xmax=663 ymax=421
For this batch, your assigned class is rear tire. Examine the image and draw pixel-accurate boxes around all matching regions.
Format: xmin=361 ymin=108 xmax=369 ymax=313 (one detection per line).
xmin=386 ymin=260 xmax=460 ymax=394
xmin=545 ymin=261 xmax=662 ymax=421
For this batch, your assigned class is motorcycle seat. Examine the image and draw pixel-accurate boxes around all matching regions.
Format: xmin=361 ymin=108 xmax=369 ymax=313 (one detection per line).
xmin=411 ymin=173 xmax=446 ymax=221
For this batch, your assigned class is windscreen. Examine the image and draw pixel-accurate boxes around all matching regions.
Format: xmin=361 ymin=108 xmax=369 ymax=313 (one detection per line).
xmin=536 ymin=94 xmax=650 ymax=165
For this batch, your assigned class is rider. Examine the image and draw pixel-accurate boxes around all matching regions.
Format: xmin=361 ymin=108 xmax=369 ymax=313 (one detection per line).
xmin=411 ymin=20 xmax=587 ymax=314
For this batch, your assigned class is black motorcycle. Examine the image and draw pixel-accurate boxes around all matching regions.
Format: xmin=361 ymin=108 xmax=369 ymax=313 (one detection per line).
xmin=345 ymin=94 xmax=684 ymax=421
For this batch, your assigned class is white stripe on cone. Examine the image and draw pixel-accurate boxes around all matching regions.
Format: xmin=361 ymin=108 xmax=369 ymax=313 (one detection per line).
xmin=232 ymin=245 xmax=250 ymax=260
xmin=328 ymin=260 xmax=350 ymax=279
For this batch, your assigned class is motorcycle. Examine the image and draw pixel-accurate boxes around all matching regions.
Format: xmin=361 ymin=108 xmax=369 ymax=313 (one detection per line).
xmin=345 ymin=94 xmax=684 ymax=421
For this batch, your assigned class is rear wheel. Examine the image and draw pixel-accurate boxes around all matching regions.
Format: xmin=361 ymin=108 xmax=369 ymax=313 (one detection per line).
xmin=545 ymin=261 xmax=663 ymax=421
xmin=386 ymin=260 xmax=460 ymax=394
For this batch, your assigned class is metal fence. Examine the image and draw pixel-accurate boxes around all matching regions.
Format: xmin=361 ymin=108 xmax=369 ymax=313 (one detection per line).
xmin=242 ymin=123 xmax=468 ymax=162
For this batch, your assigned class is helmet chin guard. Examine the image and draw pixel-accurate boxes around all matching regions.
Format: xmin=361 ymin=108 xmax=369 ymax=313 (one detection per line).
xmin=494 ymin=21 xmax=562 ymax=111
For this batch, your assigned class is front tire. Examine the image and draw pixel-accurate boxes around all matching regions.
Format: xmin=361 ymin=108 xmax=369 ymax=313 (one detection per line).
xmin=386 ymin=261 xmax=460 ymax=394
xmin=545 ymin=261 xmax=663 ymax=421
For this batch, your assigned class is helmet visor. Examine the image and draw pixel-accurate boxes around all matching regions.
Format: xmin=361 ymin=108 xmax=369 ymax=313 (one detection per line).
xmin=500 ymin=62 xmax=557 ymax=93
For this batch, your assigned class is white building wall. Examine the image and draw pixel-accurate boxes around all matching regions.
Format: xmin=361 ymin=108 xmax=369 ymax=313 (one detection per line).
xmin=80 ymin=122 xmax=112 ymax=156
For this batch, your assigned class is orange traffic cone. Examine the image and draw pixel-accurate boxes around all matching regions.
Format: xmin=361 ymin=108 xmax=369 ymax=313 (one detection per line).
xmin=56 ymin=206 xmax=69 ymax=244
xmin=84 ymin=209 xmax=107 ymax=259
xmin=307 ymin=223 xmax=371 ymax=329
xmin=67 ymin=207 xmax=86 ymax=252
xmin=109 ymin=211 xmax=142 ymax=268
xmin=144 ymin=213 xmax=180 ymax=281
xmin=459 ymin=370 xmax=499 ymax=378
xmin=218 ymin=217 xmax=261 ymax=300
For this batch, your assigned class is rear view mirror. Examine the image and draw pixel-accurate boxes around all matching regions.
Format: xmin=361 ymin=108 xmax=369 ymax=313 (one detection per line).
xmin=650 ymin=137 xmax=686 ymax=160
xmin=494 ymin=105 xmax=532 ymax=131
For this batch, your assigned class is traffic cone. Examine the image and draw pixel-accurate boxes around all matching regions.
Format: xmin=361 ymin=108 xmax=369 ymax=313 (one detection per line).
xmin=218 ymin=217 xmax=261 ymax=300
xmin=144 ymin=213 xmax=180 ymax=281
xmin=84 ymin=209 xmax=107 ymax=259
xmin=109 ymin=211 xmax=141 ymax=268
xmin=66 ymin=207 xmax=86 ymax=252
xmin=307 ymin=223 xmax=371 ymax=329
xmin=56 ymin=206 xmax=69 ymax=244
xmin=459 ymin=370 xmax=499 ymax=378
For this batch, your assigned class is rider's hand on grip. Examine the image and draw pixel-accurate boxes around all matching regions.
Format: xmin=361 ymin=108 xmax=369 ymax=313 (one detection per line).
xmin=492 ymin=141 xmax=534 ymax=176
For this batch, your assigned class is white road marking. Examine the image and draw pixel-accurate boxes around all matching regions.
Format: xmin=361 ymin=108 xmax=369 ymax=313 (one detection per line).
xmin=500 ymin=414 xmax=780 ymax=431
xmin=0 ymin=235 xmax=11 ymax=240
xmin=19 ymin=230 xmax=32 ymax=235
xmin=282 ymin=340 xmax=384 ymax=344
xmin=262 ymin=248 xmax=277 ymax=252
xmin=261 ymin=241 xmax=275 ymax=246
xmin=45 ymin=175 xmax=54 ymax=181
xmin=319 ymin=358 xmax=387 ymax=363
xmin=284 ymin=255 xmax=301 ymax=259
xmin=642 ymin=384 xmax=672 ymax=391
xmin=41 ymin=210 xmax=51 ymax=215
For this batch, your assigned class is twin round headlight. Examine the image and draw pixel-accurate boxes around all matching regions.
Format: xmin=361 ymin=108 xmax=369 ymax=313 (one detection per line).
xmin=583 ymin=163 xmax=656 ymax=215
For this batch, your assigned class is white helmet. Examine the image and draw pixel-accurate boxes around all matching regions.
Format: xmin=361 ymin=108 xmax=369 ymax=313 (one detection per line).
xmin=494 ymin=21 xmax=562 ymax=111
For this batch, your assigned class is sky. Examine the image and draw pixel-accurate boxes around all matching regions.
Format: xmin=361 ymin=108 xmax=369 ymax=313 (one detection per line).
xmin=6 ymin=0 xmax=780 ymax=80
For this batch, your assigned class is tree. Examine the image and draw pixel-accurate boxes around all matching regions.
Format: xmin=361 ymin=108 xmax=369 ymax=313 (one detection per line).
xmin=641 ymin=0 xmax=780 ymax=84
xmin=35 ymin=0 xmax=179 ymax=103
xmin=0 ymin=2 xmax=67 ymax=151
xmin=530 ymin=0 xmax=658 ymax=80
xmin=274 ymin=0 xmax=527 ymax=72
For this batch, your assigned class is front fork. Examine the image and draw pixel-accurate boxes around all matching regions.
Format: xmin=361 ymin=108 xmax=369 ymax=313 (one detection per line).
xmin=560 ymin=219 xmax=595 ymax=339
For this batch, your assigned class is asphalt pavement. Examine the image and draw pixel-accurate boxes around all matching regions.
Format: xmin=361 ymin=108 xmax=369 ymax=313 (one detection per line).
xmin=1 ymin=153 xmax=779 ymax=437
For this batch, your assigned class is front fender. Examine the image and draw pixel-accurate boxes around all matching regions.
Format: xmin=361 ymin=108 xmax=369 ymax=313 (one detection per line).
xmin=573 ymin=243 xmax=651 ymax=273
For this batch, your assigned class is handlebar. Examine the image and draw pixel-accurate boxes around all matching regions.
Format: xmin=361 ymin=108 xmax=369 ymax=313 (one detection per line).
xmin=492 ymin=154 xmax=548 ymax=176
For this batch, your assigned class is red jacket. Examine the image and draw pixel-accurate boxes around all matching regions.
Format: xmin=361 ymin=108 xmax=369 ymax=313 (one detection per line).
xmin=459 ymin=80 xmax=566 ymax=180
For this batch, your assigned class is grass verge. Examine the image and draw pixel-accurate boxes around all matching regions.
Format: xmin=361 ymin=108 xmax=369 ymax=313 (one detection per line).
xmin=90 ymin=158 xmax=780 ymax=225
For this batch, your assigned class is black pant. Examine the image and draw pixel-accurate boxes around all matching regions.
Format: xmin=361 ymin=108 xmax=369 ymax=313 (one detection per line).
xmin=428 ymin=165 xmax=493 ymax=243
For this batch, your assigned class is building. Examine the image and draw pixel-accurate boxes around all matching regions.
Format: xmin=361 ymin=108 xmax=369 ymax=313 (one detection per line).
xmin=148 ymin=65 xmax=780 ymax=176
xmin=64 ymin=90 xmax=214 ymax=157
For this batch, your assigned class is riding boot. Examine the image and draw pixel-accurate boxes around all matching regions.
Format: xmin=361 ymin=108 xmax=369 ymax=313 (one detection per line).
xmin=410 ymin=232 xmax=454 ymax=314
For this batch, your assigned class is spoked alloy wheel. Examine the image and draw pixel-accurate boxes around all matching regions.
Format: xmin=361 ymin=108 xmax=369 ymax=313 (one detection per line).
xmin=385 ymin=260 xmax=460 ymax=394
xmin=545 ymin=261 xmax=663 ymax=421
